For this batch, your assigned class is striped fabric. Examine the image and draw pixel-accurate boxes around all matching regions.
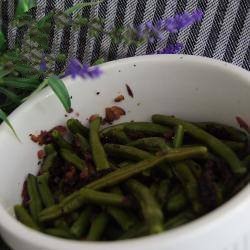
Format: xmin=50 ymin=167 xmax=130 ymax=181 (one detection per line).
xmin=1 ymin=0 xmax=249 ymax=71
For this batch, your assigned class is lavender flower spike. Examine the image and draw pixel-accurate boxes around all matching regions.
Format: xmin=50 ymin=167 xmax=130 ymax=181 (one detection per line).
xmin=165 ymin=9 xmax=204 ymax=33
xmin=65 ymin=59 xmax=82 ymax=78
xmin=157 ymin=43 xmax=184 ymax=54
xmin=64 ymin=59 xmax=102 ymax=79
xmin=39 ymin=53 xmax=47 ymax=72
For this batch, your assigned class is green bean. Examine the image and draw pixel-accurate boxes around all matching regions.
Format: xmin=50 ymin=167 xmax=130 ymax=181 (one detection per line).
xmin=67 ymin=118 xmax=89 ymax=137
xmin=118 ymin=161 xmax=134 ymax=168
xmin=104 ymin=224 xmax=123 ymax=240
xmin=155 ymin=180 xmax=170 ymax=207
xmin=39 ymin=188 xmax=129 ymax=222
xmin=100 ymin=122 xmax=130 ymax=138
xmin=90 ymin=116 xmax=110 ymax=171
xmin=231 ymin=173 xmax=250 ymax=195
xmin=119 ymin=223 xmax=148 ymax=240
xmin=164 ymin=210 xmax=195 ymax=230
xmin=105 ymin=129 xmax=131 ymax=144
xmin=109 ymin=186 xmax=123 ymax=195
xmin=75 ymin=133 xmax=90 ymax=154
xmin=54 ymin=219 xmax=70 ymax=231
xmin=195 ymin=122 xmax=247 ymax=142
xmin=106 ymin=206 xmax=136 ymax=231
xmin=60 ymin=148 xmax=87 ymax=171
xmin=166 ymin=190 xmax=188 ymax=213
xmin=222 ymin=140 xmax=246 ymax=151
xmin=173 ymin=162 xmax=203 ymax=214
xmin=126 ymin=179 xmax=164 ymax=234
xmin=173 ymin=125 xmax=184 ymax=148
xmin=45 ymin=228 xmax=75 ymax=239
xmin=127 ymin=137 xmax=171 ymax=152
xmin=186 ymin=160 xmax=203 ymax=178
xmin=152 ymin=114 xmax=246 ymax=175
xmin=86 ymin=213 xmax=109 ymax=241
xmin=41 ymin=152 xmax=57 ymax=173
xmin=124 ymin=122 xmax=172 ymax=136
xmin=150 ymin=183 xmax=158 ymax=197
xmin=14 ymin=205 xmax=40 ymax=230
xmin=51 ymin=130 xmax=73 ymax=150
xmin=243 ymin=155 xmax=250 ymax=169
xmin=70 ymin=207 xmax=91 ymax=238
xmin=44 ymin=144 xmax=55 ymax=155
xmin=39 ymin=147 xmax=207 ymax=222
xmin=27 ymin=174 xmax=43 ymax=222
xmin=37 ymin=173 xmax=55 ymax=208
xmin=86 ymin=146 xmax=207 ymax=190
xmin=80 ymin=188 xmax=130 ymax=207
xmin=104 ymin=144 xmax=153 ymax=161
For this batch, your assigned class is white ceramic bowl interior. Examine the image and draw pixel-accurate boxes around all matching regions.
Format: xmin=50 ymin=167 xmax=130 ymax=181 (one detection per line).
xmin=0 ymin=55 xmax=249 ymax=250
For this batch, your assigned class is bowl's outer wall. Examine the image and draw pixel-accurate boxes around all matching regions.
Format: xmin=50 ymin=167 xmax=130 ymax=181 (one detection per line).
xmin=0 ymin=55 xmax=249 ymax=250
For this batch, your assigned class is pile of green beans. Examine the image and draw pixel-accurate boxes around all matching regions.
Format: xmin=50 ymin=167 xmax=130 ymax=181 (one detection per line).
xmin=14 ymin=115 xmax=250 ymax=241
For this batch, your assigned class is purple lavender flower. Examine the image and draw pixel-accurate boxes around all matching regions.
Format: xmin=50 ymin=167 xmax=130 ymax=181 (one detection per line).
xmin=39 ymin=53 xmax=47 ymax=72
xmin=65 ymin=59 xmax=102 ymax=79
xmin=157 ymin=43 xmax=184 ymax=54
xmin=65 ymin=59 xmax=82 ymax=78
xmin=88 ymin=67 xmax=103 ymax=78
xmin=126 ymin=9 xmax=203 ymax=45
xmin=165 ymin=9 xmax=203 ymax=33
xmin=144 ymin=20 xmax=164 ymax=43
xmin=191 ymin=9 xmax=204 ymax=22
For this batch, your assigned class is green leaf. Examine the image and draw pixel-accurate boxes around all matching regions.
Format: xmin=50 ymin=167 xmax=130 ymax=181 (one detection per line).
xmin=65 ymin=0 xmax=103 ymax=15
xmin=93 ymin=58 xmax=105 ymax=65
xmin=0 ymin=108 xmax=20 ymax=141
xmin=0 ymin=87 xmax=21 ymax=104
xmin=36 ymin=12 xmax=54 ymax=29
xmin=47 ymin=76 xmax=71 ymax=112
xmin=0 ymin=31 xmax=6 ymax=52
xmin=2 ymin=77 xmax=39 ymax=90
xmin=16 ymin=0 xmax=37 ymax=16
xmin=0 ymin=69 xmax=11 ymax=78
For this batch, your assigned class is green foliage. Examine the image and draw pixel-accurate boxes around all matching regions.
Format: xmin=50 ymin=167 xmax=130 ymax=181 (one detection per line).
xmin=47 ymin=76 xmax=71 ymax=112
xmin=16 ymin=0 xmax=37 ymax=16
xmin=0 ymin=32 xmax=6 ymax=52
xmin=0 ymin=0 xmax=139 ymax=138
xmin=0 ymin=109 xmax=20 ymax=141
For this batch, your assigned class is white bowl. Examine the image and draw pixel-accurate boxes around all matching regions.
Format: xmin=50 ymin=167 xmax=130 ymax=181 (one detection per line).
xmin=0 ymin=55 xmax=249 ymax=250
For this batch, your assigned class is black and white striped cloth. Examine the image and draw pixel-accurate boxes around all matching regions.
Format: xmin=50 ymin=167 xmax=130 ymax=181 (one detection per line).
xmin=1 ymin=0 xmax=250 ymax=71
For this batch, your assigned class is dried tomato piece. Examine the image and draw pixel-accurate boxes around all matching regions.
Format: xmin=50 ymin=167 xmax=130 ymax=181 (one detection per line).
xmin=37 ymin=150 xmax=46 ymax=159
xmin=114 ymin=95 xmax=125 ymax=102
xmin=104 ymin=106 xmax=126 ymax=123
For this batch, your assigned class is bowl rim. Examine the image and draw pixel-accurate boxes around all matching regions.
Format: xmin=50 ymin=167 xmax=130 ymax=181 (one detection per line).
xmin=0 ymin=54 xmax=249 ymax=250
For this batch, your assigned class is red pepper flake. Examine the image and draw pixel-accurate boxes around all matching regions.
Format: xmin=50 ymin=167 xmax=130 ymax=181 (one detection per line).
xmin=96 ymin=92 xmax=100 ymax=95
xmin=236 ymin=116 xmax=250 ymax=133
xmin=75 ymin=112 xmax=80 ymax=117
xmin=126 ymin=84 xmax=134 ymax=98
xmin=114 ymin=95 xmax=125 ymax=102
xmin=37 ymin=150 xmax=46 ymax=159
xmin=64 ymin=114 xmax=68 ymax=117
xmin=105 ymin=106 xmax=126 ymax=123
